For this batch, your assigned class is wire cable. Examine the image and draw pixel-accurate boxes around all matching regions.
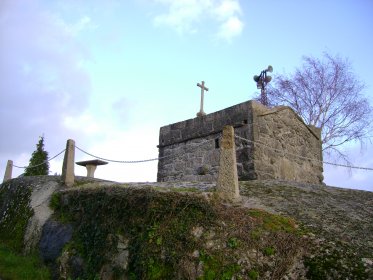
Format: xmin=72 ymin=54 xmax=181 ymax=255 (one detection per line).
xmin=75 ymin=139 xmax=214 ymax=164
xmin=12 ymin=149 xmax=66 ymax=169
xmin=235 ymin=135 xmax=373 ymax=171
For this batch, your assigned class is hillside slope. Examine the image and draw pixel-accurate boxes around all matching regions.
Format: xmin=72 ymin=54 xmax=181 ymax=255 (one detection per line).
xmin=240 ymin=180 xmax=373 ymax=257
xmin=0 ymin=176 xmax=372 ymax=279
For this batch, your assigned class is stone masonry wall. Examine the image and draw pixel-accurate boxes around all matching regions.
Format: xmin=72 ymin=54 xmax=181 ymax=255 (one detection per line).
xmin=157 ymin=134 xmax=220 ymax=182
xmin=157 ymin=101 xmax=255 ymax=182
xmin=157 ymin=100 xmax=323 ymax=184
xmin=252 ymin=106 xmax=323 ymax=184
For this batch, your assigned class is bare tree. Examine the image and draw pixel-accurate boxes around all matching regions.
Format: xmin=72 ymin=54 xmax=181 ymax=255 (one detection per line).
xmin=265 ymin=53 xmax=372 ymax=161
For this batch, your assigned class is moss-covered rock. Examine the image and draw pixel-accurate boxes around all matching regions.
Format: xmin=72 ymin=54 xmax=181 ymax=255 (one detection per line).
xmin=0 ymin=180 xmax=33 ymax=252
xmin=50 ymin=186 xmax=308 ymax=279
xmin=1 ymin=177 xmax=372 ymax=279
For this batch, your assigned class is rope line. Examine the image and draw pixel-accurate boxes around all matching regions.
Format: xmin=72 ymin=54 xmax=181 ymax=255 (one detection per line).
xmin=76 ymin=146 xmax=161 ymax=163
xmin=75 ymin=139 xmax=214 ymax=164
xmin=235 ymin=135 xmax=373 ymax=171
xmin=9 ymin=134 xmax=372 ymax=171
xmin=12 ymin=149 xmax=66 ymax=169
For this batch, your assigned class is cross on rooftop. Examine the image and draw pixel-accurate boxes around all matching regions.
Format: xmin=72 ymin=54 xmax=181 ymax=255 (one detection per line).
xmin=197 ymin=81 xmax=209 ymax=117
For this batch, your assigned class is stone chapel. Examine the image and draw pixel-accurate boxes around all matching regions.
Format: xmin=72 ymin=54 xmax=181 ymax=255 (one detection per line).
xmin=157 ymin=100 xmax=324 ymax=184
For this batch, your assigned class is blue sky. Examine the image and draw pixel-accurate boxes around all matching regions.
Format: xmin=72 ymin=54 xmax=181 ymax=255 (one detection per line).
xmin=1 ymin=0 xmax=373 ymax=190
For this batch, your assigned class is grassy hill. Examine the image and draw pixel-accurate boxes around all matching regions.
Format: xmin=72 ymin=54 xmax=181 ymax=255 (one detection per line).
xmin=0 ymin=176 xmax=372 ymax=279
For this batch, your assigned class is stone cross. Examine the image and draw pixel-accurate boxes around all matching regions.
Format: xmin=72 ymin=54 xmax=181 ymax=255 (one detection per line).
xmin=196 ymin=81 xmax=209 ymax=117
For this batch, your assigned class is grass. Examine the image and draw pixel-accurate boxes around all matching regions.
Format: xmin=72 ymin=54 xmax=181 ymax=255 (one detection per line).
xmin=0 ymin=245 xmax=50 ymax=280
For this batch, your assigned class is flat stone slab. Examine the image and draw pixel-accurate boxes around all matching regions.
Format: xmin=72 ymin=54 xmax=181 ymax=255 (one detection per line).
xmin=76 ymin=160 xmax=108 ymax=167
xmin=76 ymin=160 xmax=108 ymax=178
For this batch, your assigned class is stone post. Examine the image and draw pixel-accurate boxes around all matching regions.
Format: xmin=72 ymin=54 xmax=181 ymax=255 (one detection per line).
xmin=217 ymin=126 xmax=240 ymax=202
xmin=3 ymin=160 xmax=13 ymax=183
xmin=61 ymin=139 xmax=75 ymax=187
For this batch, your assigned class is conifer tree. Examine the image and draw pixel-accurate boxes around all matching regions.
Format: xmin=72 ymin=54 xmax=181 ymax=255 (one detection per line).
xmin=24 ymin=136 xmax=49 ymax=176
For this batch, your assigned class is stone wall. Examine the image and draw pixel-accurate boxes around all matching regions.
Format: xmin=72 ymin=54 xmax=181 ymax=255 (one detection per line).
xmin=252 ymin=105 xmax=323 ymax=184
xmin=157 ymin=101 xmax=255 ymax=182
xmin=157 ymin=100 xmax=323 ymax=184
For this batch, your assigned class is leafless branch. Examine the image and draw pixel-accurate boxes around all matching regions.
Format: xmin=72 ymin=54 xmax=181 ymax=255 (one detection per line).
xmin=262 ymin=52 xmax=372 ymax=163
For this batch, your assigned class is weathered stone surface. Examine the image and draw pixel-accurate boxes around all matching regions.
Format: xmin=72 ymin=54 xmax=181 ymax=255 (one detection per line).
xmin=3 ymin=160 xmax=13 ymax=182
xmin=158 ymin=100 xmax=323 ymax=184
xmin=59 ymin=250 xmax=85 ymax=280
xmin=39 ymin=219 xmax=73 ymax=262
xmin=216 ymin=126 xmax=240 ymax=201
xmin=61 ymin=139 xmax=75 ymax=187
xmin=240 ymin=180 xmax=373 ymax=258
xmin=24 ymin=180 xmax=60 ymax=253
xmin=1 ymin=176 xmax=373 ymax=279
xmin=111 ymin=234 xmax=130 ymax=270
xmin=158 ymin=101 xmax=254 ymax=182
xmin=254 ymin=105 xmax=323 ymax=183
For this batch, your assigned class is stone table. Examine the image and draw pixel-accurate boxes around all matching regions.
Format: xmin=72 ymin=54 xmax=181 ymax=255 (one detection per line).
xmin=76 ymin=159 xmax=108 ymax=178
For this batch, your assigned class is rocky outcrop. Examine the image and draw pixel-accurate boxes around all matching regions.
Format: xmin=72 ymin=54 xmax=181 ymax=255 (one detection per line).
xmin=0 ymin=176 xmax=372 ymax=279
xmin=24 ymin=180 xmax=60 ymax=252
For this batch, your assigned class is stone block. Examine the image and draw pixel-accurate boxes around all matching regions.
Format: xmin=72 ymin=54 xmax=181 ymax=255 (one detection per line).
xmin=217 ymin=126 xmax=240 ymax=201
xmin=39 ymin=219 xmax=73 ymax=262
xmin=61 ymin=139 xmax=75 ymax=187
xmin=3 ymin=160 xmax=13 ymax=183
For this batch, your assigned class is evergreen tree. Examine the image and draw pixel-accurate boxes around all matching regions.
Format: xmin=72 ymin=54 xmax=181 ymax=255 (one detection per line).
xmin=24 ymin=136 xmax=49 ymax=176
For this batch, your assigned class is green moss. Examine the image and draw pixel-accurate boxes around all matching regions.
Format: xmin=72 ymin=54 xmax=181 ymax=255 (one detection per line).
xmin=263 ymin=246 xmax=275 ymax=256
xmin=49 ymin=192 xmax=72 ymax=223
xmin=227 ymin=237 xmax=239 ymax=249
xmin=146 ymin=257 xmax=172 ymax=279
xmin=150 ymin=186 xmax=201 ymax=192
xmin=248 ymin=209 xmax=297 ymax=233
xmin=0 ymin=184 xmax=33 ymax=252
xmin=0 ymin=244 xmax=50 ymax=280
xmin=49 ymin=192 xmax=60 ymax=210
xmin=171 ymin=187 xmax=201 ymax=192
xmin=54 ymin=188 xmax=216 ymax=279
xmin=304 ymin=242 xmax=368 ymax=279
xmin=50 ymin=187 xmax=309 ymax=279
xmin=199 ymin=251 xmax=240 ymax=280
xmin=248 ymin=269 xmax=259 ymax=280
xmin=72 ymin=179 xmax=97 ymax=187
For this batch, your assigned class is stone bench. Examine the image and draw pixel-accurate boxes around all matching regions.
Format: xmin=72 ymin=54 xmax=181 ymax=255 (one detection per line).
xmin=76 ymin=159 xmax=108 ymax=178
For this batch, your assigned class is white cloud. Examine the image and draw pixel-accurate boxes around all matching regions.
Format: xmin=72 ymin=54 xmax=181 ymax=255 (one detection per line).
xmin=63 ymin=113 xmax=102 ymax=135
xmin=153 ymin=0 xmax=209 ymax=34
xmin=213 ymin=0 xmax=241 ymax=20
xmin=69 ymin=15 xmax=97 ymax=35
xmin=153 ymin=0 xmax=244 ymax=40
xmin=216 ymin=15 xmax=243 ymax=41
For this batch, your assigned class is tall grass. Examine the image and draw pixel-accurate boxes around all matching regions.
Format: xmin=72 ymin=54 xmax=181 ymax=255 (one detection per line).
xmin=0 ymin=245 xmax=50 ymax=280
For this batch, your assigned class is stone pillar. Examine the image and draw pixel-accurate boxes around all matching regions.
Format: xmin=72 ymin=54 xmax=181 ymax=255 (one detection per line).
xmin=61 ymin=139 xmax=75 ymax=187
xmin=86 ymin=165 xmax=97 ymax=178
xmin=217 ymin=126 xmax=240 ymax=202
xmin=3 ymin=160 xmax=13 ymax=183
